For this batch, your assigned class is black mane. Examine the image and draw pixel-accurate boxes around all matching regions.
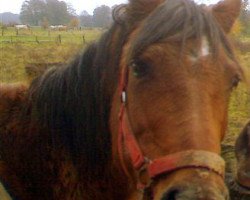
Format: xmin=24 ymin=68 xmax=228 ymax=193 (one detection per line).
xmin=29 ymin=18 xmax=129 ymax=178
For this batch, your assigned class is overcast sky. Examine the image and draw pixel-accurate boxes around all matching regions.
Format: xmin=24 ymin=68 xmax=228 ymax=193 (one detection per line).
xmin=0 ymin=0 xmax=220 ymax=15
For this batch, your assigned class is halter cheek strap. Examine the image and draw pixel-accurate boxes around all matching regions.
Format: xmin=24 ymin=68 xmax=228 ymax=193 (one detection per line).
xmin=117 ymin=65 xmax=225 ymax=193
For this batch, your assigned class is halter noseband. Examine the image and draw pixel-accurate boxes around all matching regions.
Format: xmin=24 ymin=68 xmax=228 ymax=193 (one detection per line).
xmin=117 ymin=65 xmax=225 ymax=197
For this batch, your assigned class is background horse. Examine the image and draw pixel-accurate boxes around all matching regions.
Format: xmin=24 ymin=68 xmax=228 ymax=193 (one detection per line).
xmin=49 ymin=25 xmax=68 ymax=31
xmin=221 ymin=121 xmax=250 ymax=200
xmin=14 ymin=25 xmax=29 ymax=30
xmin=234 ymin=121 xmax=250 ymax=195
xmin=0 ymin=0 xmax=242 ymax=199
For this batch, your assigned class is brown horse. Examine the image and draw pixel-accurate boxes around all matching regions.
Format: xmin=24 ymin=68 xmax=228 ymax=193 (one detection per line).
xmin=221 ymin=121 xmax=250 ymax=199
xmin=234 ymin=121 xmax=250 ymax=195
xmin=0 ymin=0 xmax=243 ymax=199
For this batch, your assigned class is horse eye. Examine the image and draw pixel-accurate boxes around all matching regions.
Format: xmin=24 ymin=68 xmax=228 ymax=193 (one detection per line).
xmin=130 ymin=60 xmax=150 ymax=78
xmin=231 ymin=74 xmax=241 ymax=89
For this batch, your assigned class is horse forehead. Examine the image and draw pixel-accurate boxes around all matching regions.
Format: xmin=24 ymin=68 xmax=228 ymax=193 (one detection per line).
xmin=189 ymin=37 xmax=210 ymax=63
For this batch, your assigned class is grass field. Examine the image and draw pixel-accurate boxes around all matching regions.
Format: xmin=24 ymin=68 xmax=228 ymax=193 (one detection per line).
xmin=226 ymin=51 xmax=250 ymax=144
xmin=0 ymin=27 xmax=249 ymax=144
xmin=0 ymin=28 xmax=103 ymax=82
xmin=0 ymin=27 xmax=102 ymax=43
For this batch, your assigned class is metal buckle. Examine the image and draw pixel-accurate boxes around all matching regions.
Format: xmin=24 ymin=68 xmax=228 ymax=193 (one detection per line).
xmin=121 ymin=91 xmax=126 ymax=103
xmin=137 ymin=157 xmax=152 ymax=192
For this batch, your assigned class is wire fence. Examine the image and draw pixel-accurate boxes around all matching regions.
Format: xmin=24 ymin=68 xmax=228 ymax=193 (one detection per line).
xmin=0 ymin=34 xmax=86 ymax=44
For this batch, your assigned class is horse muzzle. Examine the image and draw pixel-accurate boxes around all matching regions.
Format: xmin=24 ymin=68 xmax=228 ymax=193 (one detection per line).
xmin=154 ymin=168 xmax=229 ymax=200
xmin=118 ymin=66 xmax=228 ymax=200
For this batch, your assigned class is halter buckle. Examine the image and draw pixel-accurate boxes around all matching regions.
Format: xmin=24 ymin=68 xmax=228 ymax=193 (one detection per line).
xmin=121 ymin=91 xmax=127 ymax=103
xmin=137 ymin=157 xmax=152 ymax=192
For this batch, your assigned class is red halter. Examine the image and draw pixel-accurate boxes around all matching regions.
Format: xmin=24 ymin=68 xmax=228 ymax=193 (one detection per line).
xmin=117 ymin=65 xmax=225 ymax=193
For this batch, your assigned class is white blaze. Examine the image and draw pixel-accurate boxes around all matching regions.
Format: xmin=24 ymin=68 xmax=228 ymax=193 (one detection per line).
xmin=189 ymin=36 xmax=210 ymax=63
xmin=201 ymin=37 xmax=210 ymax=57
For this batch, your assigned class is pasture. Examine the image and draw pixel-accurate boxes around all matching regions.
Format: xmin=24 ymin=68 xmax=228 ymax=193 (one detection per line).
xmin=226 ymin=46 xmax=250 ymax=144
xmin=0 ymin=28 xmax=103 ymax=82
xmin=0 ymin=27 xmax=249 ymax=145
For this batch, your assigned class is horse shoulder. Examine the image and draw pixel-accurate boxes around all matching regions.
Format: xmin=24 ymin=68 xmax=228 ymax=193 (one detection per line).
xmin=0 ymin=181 xmax=12 ymax=200
xmin=0 ymin=83 xmax=28 ymax=126
xmin=0 ymin=161 xmax=32 ymax=200
xmin=0 ymin=84 xmax=32 ymax=199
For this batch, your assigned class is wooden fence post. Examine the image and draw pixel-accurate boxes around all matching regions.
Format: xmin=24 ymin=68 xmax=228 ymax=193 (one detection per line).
xmin=35 ymin=36 xmax=39 ymax=43
xmin=82 ymin=35 xmax=85 ymax=44
xmin=58 ymin=34 xmax=61 ymax=44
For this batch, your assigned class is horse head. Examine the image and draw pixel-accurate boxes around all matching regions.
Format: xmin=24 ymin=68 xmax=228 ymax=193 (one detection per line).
xmin=25 ymin=0 xmax=243 ymax=199
xmin=109 ymin=0 xmax=242 ymax=199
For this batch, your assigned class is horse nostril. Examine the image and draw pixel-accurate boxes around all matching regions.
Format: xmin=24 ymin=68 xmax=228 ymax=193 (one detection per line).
xmin=160 ymin=185 xmax=228 ymax=200
xmin=161 ymin=188 xmax=180 ymax=200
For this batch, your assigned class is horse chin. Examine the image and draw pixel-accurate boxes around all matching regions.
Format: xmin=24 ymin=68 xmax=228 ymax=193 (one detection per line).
xmin=152 ymin=169 xmax=228 ymax=200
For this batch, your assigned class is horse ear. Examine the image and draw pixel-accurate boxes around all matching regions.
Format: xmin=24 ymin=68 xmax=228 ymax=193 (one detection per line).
xmin=211 ymin=0 xmax=242 ymax=33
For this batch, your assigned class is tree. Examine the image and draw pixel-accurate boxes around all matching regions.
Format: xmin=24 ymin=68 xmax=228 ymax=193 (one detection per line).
xmin=67 ymin=3 xmax=77 ymax=17
xmin=81 ymin=10 xmax=89 ymax=17
xmin=93 ymin=5 xmax=112 ymax=28
xmin=20 ymin=0 xmax=74 ymax=26
xmin=41 ymin=17 xmax=49 ymax=29
xmin=69 ymin=17 xmax=79 ymax=29
xmin=45 ymin=0 xmax=71 ymax=25
xmin=20 ymin=0 xmax=46 ymax=26
xmin=239 ymin=0 xmax=250 ymax=32
xmin=79 ymin=10 xmax=93 ymax=27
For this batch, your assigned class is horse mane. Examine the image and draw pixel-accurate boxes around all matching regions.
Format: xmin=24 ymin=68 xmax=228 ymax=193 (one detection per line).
xmin=28 ymin=13 xmax=130 ymax=180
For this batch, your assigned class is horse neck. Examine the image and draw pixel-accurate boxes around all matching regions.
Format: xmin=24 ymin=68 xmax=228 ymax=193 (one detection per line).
xmin=78 ymin=24 xmax=133 ymax=199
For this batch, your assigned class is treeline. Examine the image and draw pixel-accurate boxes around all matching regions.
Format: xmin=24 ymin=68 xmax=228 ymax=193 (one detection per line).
xmin=240 ymin=0 xmax=250 ymax=33
xmin=79 ymin=6 xmax=112 ymax=28
xmin=20 ymin=0 xmax=113 ymax=28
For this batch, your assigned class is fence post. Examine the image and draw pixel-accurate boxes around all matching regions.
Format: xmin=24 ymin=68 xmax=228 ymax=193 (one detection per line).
xmin=82 ymin=34 xmax=85 ymax=44
xmin=35 ymin=36 xmax=39 ymax=43
xmin=58 ymin=34 xmax=61 ymax=44
xmin=11 ymin=36 xmax=13 ymax=43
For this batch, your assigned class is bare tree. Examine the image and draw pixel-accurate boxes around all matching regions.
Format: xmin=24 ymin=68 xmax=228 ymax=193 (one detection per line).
xmin=93 ymin=5 xmax=112 ymax=28
xmin=79 ymin=11 xmax=93 ymax=28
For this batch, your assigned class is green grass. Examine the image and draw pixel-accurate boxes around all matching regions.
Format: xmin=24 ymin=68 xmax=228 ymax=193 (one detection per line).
xmin=0 ymin=27 xmax=102 ymax=43
xmin=225 ymin=52 xmax=250 ymax=144
xmin=0 ymin=28 xmax=102 ymax=83
xmin=226 ymin=82 xmax=250 ymax=144
xmin=0 ymin=43 xmax=83 ymax=82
